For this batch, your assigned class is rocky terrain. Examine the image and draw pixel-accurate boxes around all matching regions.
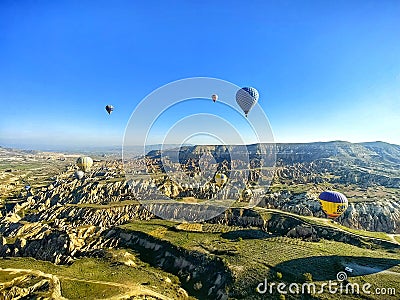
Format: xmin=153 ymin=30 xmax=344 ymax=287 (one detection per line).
xmin=259 ymin=190 xmax=400 ymax=233
xmin=0 ymin=141 xmax=399 ymax=299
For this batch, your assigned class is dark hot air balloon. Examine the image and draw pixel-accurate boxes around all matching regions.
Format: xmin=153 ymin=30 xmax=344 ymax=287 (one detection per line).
xmin=236 ymin=87 xmax=259 ymax=117
xmin=105 ymin=105 xmax=114 ymax=115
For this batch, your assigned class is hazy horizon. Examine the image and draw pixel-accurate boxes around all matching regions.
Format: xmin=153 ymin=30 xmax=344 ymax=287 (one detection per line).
xmin=2 ymin=139 xmax=399 ymax=153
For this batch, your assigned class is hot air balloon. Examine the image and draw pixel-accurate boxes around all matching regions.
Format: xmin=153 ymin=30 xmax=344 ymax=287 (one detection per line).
xmin=242 ymin=188 xmax=253 ymax=202
xmin=75 ymin=170 xmax=85 ymax=179
xmin=236 ymin=87 xmax=259 ymax=117
xmin=318 ymin=191 xmax=348 ymax=219
xmin=212 ymin=94 xmax=218 ymax=102
xmin=105 ymin=105 xmax=114 ymax=115
xmin=76 ymin=156 xmax=93 ymax=172
xmin=215 ymin=173 xmax=228 ymax=187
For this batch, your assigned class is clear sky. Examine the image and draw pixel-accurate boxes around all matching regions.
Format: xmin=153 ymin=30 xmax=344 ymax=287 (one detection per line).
xmin=1 ymin=0 xmax=399 ymax=149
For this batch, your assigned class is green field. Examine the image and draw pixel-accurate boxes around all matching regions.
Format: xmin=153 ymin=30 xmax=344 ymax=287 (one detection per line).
xmin=120 ymin=218 xmax=400 ymax=299
xmin=0 ymin=251 xmax=190 ymax=300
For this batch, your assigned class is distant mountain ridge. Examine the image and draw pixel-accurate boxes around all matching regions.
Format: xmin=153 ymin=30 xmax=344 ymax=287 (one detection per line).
xmin=2 ymin=141 xmax=400 ymax=172
xmin=360 ymin=141 xmax=400 ymax=164
xmin=145 ymin=141 xmax=400 ymax=189
xmin=145 ymin=141 xmax=400 ymax=165
xmin=275 ymin=141 xmax=400 ymax=165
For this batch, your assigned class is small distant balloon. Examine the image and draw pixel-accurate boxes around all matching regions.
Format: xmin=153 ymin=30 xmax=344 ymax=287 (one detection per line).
xmin=242 ymin=188 xmax=253 ymax=201
xmin=215 ymin=173 xmax=228 ymax=187
xmin=105 ymin=105 xmax=114 ymax=115
xmin=236 ymin=87 xmax=259 ymax=117
xmin=212 ymin=94 xmax=218 ymax=102
xmin=76 ymin=156 xmax=93 ymax=172
xmin=75 ymin=170 xmax=85 ymax=180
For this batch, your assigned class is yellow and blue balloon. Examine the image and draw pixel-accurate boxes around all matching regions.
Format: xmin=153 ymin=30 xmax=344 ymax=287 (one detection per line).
xmin=215 ymin=173 xmax=228 ymax=187
xmin=318 ymin=191 xmax=348 ymax=219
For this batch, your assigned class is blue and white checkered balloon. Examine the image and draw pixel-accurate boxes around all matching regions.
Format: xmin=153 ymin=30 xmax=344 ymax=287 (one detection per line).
xmin=236 ymin=87 xmax=259 ymax=116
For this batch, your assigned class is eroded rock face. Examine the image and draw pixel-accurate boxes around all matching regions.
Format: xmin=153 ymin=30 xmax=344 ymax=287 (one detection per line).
xmin=259 ymin=190 xmax=400 ymax=233
xmin=341 ymin=201 xmax=400 ymax=233
xmin=0 ymin=275 xmax=52 ymax=299
xmin=287 ymin=225 xmax=318 ymax=241
xmin=26 ymin=204 xmax=153 ymax=229
xmin=208 ymin=208 xmax=266 ymax=228
xmin=110 ymin=228 xmax=231 ymax=300
xmin=260 ymin=191 xmax=324 ymax=218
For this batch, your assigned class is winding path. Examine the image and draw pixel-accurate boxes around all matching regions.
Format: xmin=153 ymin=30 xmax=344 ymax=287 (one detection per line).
xmin=0 ymin=267 xmax=175 ymax=300
xmin=0 ymin=267 xmax=65 ymax=299
xmin=388 ymin=234 xmax=400 ymax=245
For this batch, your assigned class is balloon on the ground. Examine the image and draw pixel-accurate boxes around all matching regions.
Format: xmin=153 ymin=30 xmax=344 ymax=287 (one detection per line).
xmin=236 ymin=87 xmax=259 ymax=116
xmin=212 ymin=94 xmax=218 ymax=102
xmin=75 ymin=170 xmax=85 ymax=179
xmin=105 ymin=105 xmax=114 ymax=115
xmin=215 ymin=173 xmax=228 ymax=187
xmin=318 ymin=191 xmax=348 ymax=219
xmin=76 ymin=156 xmax=93 ymax=172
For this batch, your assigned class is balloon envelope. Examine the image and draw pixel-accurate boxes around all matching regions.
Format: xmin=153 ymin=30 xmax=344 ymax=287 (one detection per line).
xmin=215 ymin=173 xmax=228 ymax=187
xmin=318 ymin=191 xmax=348 ymax=219
xmin=105 ymin=105 xmax=114 ymax=114
xmin=212 ymin=94 xmax=218 ymax=102
xmin=236 ymin=87 xmax=259 ymax=116
xmin=76 ymin=156 xmax=93 ymax=172
xmin=75 ymin=170 xmax=85 ymax=179
xmin=242 ymin=188 xmax=253 ymax=201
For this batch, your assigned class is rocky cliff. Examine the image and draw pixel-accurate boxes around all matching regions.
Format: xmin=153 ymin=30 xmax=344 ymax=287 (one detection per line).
xmin=260 ymin=190 xmax=400 ymax=233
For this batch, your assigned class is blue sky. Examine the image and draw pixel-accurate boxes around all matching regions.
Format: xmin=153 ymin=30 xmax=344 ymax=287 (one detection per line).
xmin=0 ymin=0 xmax=399 ymax=149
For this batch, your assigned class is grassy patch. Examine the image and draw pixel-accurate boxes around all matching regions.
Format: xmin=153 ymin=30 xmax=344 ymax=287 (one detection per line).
xmin=119 ymin=218 xmax=400 ymax=299
xmin=0 ymin=255 xmax=186 ymax=300
xmin=60 ymin=280 xmax=123 ymax=300
xmin=0 ymin=270 xmax=24 ymax=282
